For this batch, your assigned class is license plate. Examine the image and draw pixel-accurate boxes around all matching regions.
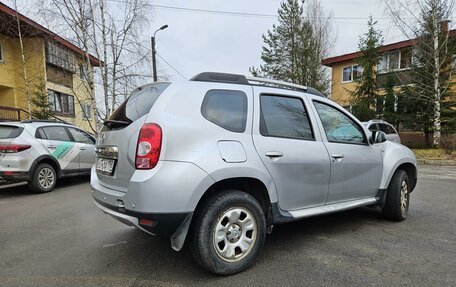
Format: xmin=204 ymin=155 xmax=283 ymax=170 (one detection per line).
xmin=96 ymin=158 xmax=116 ymax=175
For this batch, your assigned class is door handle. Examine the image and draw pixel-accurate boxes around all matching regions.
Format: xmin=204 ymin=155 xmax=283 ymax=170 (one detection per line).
xmin=80 ymin=147 xmax=86 ymax=151
xmin=47 ymin=145 xmax=56 ymax=149
xmin=331 ymin=154 xmax=344 ymax=159
xmin=265 ymin=151 xmax=283 ymax=158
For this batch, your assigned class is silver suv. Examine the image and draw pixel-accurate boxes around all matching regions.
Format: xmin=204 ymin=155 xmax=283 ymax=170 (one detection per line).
xmin=0 ymin=120 xmax=95 ymax=193
xmin=91 ymin=73 xmax=417 ymax=275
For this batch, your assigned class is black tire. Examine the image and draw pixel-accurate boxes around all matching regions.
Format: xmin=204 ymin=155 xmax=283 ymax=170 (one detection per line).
xmin=382 ymin=169 xmax=410 ymax=221
xmin=28 ymin=163 xmax=57 ymax=194
xmin=191 ymin=190 xmax=266 ymax=275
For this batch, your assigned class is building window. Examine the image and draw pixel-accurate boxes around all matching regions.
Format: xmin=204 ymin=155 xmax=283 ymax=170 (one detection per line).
xmin=81 ymin=103 xmax=92 ymax=119
xmin=377 ymin=48 xmax=412 ymax=74
xmin=46 ymin=41 xmax=75 ymax=72
xmin=79 ymin=64 xmax=89 ymax=81
xmin=0 ymin=41 xmax=3 ymax=62
xmin=342 ymin=65 xmax=362 ymax=83
xmin=48 ymin=90 xmax=75 ymax=115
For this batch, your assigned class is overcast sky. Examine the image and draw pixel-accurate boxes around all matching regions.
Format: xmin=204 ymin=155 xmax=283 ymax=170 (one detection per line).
xmin=8 ymin=0 xmax=455 ymax=81
xmin=146 ymin=0 xmax=407 ymax=80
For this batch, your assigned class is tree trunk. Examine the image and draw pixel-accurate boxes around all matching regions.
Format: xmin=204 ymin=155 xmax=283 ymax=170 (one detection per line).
xmin=432 ymin=1 xmax=441 ymax=147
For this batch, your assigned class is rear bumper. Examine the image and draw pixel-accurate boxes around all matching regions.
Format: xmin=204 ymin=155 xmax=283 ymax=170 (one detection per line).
xmin=0 ymin=171 xmax=29 ymax=182
xmin=93 ymin=197 xmax=189 ymax=236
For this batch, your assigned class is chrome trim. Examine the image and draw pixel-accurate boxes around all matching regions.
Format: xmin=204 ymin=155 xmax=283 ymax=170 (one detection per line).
xmin=289 ymin=197 xmax=378 ymax=219
xmin=95 ymin=146 xmax=119 ymax=159
xmin=93 ymin=200 xmax=155 ymax=236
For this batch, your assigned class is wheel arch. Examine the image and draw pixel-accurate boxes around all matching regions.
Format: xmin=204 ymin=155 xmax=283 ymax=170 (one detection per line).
xmin=193 ymin=177 xmax=274 ymax=226
xmin=28 ymin=155 xmax=61 ymax=181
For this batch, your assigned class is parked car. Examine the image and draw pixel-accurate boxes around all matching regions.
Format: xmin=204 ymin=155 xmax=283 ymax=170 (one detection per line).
xmin=363 ymin=120 xmax=401 ymax=143
xmin=91 ymin=72 xmax=417 ymax=275
xmin=0 ymin=120 xmax=95 ymax=193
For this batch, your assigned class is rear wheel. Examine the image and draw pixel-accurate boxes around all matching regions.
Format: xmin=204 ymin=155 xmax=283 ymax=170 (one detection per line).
xmin=191 ymin=190 xmax=266 ymax=275
xmin=382 ymin=169 xmax=410 ymax=221
xmin=28 ymin=163 xmax=57 ymax=193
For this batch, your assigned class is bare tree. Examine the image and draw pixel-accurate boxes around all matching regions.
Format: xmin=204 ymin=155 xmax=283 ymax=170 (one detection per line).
xmin=384 ymin=0 xmax=456 ymax=147
xmin=39 ymin=0 xmax=153 ymax=124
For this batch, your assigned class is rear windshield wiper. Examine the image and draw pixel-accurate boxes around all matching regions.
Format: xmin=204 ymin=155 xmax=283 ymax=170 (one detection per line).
xmin=103 ymin=119 xmax=130 ymax=128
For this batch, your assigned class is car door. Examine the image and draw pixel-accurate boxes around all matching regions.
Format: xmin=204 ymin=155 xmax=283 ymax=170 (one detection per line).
xmin=311 ymin=100 xmax=383 ymax=204
xmin=252 ymin=89 xmax=331 ymax=211
xmin=37 ymin=126 xmax=80 ymax=171
xmin=67 ymin=127 xmax=96 ymax=171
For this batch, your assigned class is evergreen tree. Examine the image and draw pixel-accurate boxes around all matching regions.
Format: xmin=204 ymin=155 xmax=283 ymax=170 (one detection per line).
xmin=31 ymin=83 xmax=54 ymax=120
xmin=383 ymin=74 xmax=398 ymax=127
xmin=350 ymin=16 xmax=383 ymax=121
xmin=250 ymin=0 xmax=332 ymax=93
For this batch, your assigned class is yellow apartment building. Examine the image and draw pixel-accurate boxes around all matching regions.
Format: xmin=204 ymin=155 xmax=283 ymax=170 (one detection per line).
xmin=321 ymin=24 xmax=456 ymax=112
xmin=0 ymin=2 xmax=101 ymax=133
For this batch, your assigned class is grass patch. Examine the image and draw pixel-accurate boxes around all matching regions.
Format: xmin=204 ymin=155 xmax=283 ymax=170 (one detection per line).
xmin=412 ymin=149 xmax=454 ymax=160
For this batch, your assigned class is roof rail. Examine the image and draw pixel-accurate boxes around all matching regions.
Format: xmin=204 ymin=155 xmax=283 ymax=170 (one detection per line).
xmin=190 ymin=72 xmax=326 ymax=97
xmin=245 ymin=76 xmax=308 ymax=92
xmin=21 ymin=119 xmax=74 ymax=125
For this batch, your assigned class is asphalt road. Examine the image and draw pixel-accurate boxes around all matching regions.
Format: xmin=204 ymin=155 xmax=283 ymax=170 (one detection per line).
xmin=0 ymin=165 xmax=455 ymax=287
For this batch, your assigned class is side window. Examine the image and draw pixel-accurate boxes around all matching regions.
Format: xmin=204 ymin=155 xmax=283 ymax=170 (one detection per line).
xmin=41 ymin=126 xmax=71 ymax=141
xmin=379 ymin=123 xmax=396 ymax=135
xmin=260 ymin=95 xmax=314 ymax=140
xmin=314 ymin=101 xmax=366 ymax=144
xmin=68 ymin=128 xmax=95 ymax=144
xmin=201 ymin=90 xmax=247 ymax=133
xmin=368 ymin=123 xmax=379 ymax=132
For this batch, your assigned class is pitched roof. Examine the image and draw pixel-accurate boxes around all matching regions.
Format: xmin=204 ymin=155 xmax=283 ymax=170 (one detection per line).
xmin=0 ymin=2 xmax=102 ymax=67
xmin=321 ymin=29 xmax=456 ymax=67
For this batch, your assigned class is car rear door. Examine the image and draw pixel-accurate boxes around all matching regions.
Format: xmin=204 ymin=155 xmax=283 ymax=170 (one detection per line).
xmin=252 ymin=88 xmax=331 ymax=211
xmin=67 ymin=127 xmax=96 ymax=171
xmin=37 ymin=126 xmax=80 ymax=171
xmin=311 ymin=100 xmax=383 ymax=204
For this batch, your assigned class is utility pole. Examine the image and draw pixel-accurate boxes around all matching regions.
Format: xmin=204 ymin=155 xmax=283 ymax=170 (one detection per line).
xmin=151 ymin=36 xmax=157 ymax=82
xmin=151 ymin=25 xmax=168 ymax=82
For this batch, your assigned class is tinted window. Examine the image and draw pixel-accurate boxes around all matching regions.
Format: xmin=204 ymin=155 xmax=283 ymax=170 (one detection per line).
xmin=41 ymin=127 xmax=71 ymax=141
xmin=314 ymin=102 xmax=366 ymax=144
xmin=379 ymin=123 xmax=396 ymax=134
xmin=109 ymin=83 xmax=170 ymax=124
xmin=201 ymin=90 xmax=247 ymax=133
xmin=0 ymin=126 xmax=22 ymax=139
xmin=68 ymin=128 xmax=95 ymax=144
xmin=260 ymin=95 xmax=314 ymax=140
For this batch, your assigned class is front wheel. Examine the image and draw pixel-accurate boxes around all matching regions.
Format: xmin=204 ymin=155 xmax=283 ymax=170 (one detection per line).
xmin=382 ymin=169 xmax=410 ymax=221
xmin=28 ymin=163 xmax=57 ymax=193
xmin=191 ymin=190 xmax=266 ymax=275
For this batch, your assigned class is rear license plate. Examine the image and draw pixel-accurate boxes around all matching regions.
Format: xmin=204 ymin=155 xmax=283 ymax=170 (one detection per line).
xmin=96 ymin=158 xmax=116 ymax=175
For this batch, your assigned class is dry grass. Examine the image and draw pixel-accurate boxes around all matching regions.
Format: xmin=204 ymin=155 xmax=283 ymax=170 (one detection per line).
xmin=412 ymin=149 xmax=454 ymax=160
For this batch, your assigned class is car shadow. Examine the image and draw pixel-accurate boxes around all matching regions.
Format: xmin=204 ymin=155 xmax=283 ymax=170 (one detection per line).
xmin=93 ymin=206 xmax=386 ymax=282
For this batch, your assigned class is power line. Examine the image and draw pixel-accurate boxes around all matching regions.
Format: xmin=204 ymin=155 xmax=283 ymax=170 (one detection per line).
xmin=155 ymin=52 xmax=188 ymax=80
xmin=106 ymin=1 xmax=409 ymax=21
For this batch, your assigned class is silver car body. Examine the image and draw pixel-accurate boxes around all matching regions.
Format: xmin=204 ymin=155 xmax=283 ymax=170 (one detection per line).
xmin=0 ymin=121 xmax=95 ymax=182
xmin=91 ymin=75 xmax=417 ymax=251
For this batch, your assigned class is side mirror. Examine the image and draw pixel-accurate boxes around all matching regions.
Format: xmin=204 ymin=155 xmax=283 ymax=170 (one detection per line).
xmin=371 ymin=130 xmax=387 ymax=144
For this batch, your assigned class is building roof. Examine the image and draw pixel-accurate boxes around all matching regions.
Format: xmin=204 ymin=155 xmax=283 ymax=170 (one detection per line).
xmin=0 ymin=2 xmax=102 ymax=67
xmin=321 ymin=29 xmax=456 ymax=67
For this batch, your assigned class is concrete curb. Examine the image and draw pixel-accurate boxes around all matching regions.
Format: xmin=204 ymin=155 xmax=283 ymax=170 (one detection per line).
xmin=417 ymin=159 xmax=456 ymax=166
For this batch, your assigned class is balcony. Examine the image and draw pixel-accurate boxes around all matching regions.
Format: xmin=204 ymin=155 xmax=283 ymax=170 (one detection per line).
xmin=0 ymin=106 xmax=22 ymax=121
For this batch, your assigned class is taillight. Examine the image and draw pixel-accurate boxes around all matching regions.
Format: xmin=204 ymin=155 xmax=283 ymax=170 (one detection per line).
xmin=135 ymin=123 xmax=162 ymax=169
xmin=0 ymin=144 xmax=31 ymax=153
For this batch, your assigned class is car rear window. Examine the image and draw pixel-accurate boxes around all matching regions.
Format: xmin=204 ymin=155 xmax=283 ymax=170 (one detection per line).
xmin=108 ymin=83 xmax=170 ymax=124
xmin=0 ymin=125 xmax=23 ymax=139
xmin=201 ymin=89 xmax=248 ymax=133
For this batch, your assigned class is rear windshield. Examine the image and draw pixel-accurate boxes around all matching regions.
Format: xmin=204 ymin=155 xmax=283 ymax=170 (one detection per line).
xmin=0 ymin=125 xmax=23 ymax=139
xmin=108 ymin=83 xmax=170 ymax=124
